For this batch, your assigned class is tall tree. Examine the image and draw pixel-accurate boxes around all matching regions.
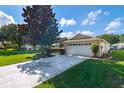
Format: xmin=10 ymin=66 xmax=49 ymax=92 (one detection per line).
xmin=0 ymin=31 xmax=6 ymax=49
xmin=119 ymin=34 xmax=124 ymax=43
xmin=97 ymin=34 xmax=120 ymax=44
xmin=110 ymin=34 xmax=120 ymax=44
xmin=0 ymin=29 xmax=6 ymax=43
xmin=0 ymin=24 xmax=26 ymax=50
xmin=22 ymin=5 xmax=62 ymax=56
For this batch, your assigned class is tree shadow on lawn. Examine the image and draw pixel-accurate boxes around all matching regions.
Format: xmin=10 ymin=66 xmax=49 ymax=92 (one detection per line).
xmin=34 ymin=59 xmax=124 ymax=88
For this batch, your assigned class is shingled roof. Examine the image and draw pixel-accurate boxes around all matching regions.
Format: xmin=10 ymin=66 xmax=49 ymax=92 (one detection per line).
xmin=63 ymin=34 xmax=110 ymax=44
xmin=70 ymin=33 xmax=92 ymax=40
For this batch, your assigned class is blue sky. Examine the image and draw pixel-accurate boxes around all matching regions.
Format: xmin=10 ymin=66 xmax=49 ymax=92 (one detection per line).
xmin=0 ymin=5 xmax=124 ymax=38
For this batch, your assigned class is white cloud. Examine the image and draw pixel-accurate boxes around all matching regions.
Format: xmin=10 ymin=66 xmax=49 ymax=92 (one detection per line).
xmin=82 ymin=9 xmax=110 ymax=26
xmin=104 ymin=11 xmax=110 ymax=16
xmin=59 ymin=32 xmax=74 ymax=38
xmin=88 ymin=9 xmax=102 ymax=19
xmin=77 ymin=30 xmax=95 ymax=36
xmin=59 ymin=30 xmax=95 ymax=38
xmin=104 ymin=18 xmax=122 ymax=34
xmin=82 ymin=9 xmax=102 ymax=25
xmin=0 ymin=11 xmax=15 ymax=28
xmin=59 ymin=18 xmax=76 ymax=27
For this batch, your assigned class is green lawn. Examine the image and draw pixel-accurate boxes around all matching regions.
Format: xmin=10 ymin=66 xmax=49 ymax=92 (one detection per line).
xmin=35 ymin=59 xmax=124 ymax=88
xmin=0 ymin=50 xmax=36 ymax=67
xmin=112 ymin=50 xmax=124 ymax=60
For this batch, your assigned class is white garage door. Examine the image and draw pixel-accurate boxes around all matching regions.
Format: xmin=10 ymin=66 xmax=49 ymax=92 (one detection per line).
xmin=66 ymin=45 xmax=93 ymax=56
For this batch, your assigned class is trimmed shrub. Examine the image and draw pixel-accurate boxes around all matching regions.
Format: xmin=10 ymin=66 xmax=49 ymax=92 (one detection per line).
xmin=90 ymin=43 xmax=99 ymax=57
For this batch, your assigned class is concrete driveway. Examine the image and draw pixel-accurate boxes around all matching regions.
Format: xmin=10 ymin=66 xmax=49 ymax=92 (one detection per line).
xmin=0 ymin=55 xmax=89 ymax=88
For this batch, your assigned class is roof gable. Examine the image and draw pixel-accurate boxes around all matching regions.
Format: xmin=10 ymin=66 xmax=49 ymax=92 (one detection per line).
xmin=70 ymin=34 xmax=92 ymax=40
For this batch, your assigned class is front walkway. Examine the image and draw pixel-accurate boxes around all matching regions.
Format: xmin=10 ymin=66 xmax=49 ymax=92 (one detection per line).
xmin=0 ymin=55 xmax=89 ymax=88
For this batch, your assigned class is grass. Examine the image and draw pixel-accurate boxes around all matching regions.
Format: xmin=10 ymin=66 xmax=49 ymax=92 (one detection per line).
xmin=35 ymin=59 xmax=124 ymax=88
xmin=112 ymin=50 xmax=124 ymax=60
xmin=0 ymin=50 xmax=37 ymax=67
xmin=0 ymin=50 xmax=37 ymax=56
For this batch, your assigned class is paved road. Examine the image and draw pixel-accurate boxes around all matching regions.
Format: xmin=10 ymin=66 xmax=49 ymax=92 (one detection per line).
xmin=0 ymin=55 xmax=89 ymax=88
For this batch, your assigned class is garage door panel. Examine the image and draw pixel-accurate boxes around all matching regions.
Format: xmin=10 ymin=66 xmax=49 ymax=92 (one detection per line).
xmin=66 ymin=45 xmax=93 ymax=56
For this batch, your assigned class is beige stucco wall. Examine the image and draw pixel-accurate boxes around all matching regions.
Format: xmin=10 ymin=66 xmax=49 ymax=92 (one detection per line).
xmin=64 ymin=40 xmax=110 ymax=57
xmin=99 ymin=42 xmax=110 ymax=56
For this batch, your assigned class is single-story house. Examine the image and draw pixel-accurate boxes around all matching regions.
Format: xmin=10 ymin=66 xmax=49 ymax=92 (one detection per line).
xmin=63 ymin=34 xmax=110 ymax=57
xmin=111 ymin=43 xmax=124 ymax=50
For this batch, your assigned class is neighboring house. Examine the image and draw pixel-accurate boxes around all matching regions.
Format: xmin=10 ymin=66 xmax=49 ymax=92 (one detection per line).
xmin=111 ymin=43 xmax=124 ymax=50
xmin=63 ymin=34 xmax=110 ymax=57
xmin=21 ymin=44 xmax=40 ymax=50
xmin=52 ymin=43 xmax=60 ymax=48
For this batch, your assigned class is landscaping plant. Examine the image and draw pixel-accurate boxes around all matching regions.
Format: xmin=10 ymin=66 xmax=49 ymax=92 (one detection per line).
xmin=90 ymin=43 xmax=99 ymax=57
